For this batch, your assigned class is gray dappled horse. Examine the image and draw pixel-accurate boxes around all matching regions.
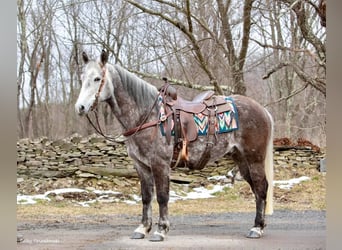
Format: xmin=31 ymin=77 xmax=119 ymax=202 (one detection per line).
xmin=75 ymin=50 xmax=274 ymax=241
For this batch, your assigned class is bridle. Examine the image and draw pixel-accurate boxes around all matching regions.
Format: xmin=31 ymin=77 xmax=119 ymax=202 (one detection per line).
xmin=85 ymin=63 xmax=119 ymax=142
xmin=90 ymin=63 xmax=107 ymax=111
xmin=85 ymin=64 xmax=172 ymax=142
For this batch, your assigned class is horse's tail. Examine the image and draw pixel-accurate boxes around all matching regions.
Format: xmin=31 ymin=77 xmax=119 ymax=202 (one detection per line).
xmin=265 ymin=109 xmax=274 ymax=215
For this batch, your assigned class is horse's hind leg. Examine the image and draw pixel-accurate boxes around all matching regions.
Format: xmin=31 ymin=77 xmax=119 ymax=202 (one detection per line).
xmin=131 ymin=163 xmax=154 ymax=239
xmin=246 ymin=161 xmax=268 ymax=238
xmin=233 ymin=151 xmax=268 ymax=238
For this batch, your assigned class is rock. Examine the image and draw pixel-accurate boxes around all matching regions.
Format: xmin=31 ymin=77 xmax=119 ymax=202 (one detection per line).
xmin=31 ymin=168 xmax=78 ymax=178
xmin=85 ymin=151 xmax=104 ymax=157
xmin=170 ymin=173 xmax=194 ymax=184
xmin=26 ymin=160 xmax=42 ymax=167
xmin=17 ymin=178 xmax=24 ymax=183
xmin=17 ymin=156 xmax=25 ymax=162
xmin=79 ymin=166 xmax=138 ymax=178
xmin=55 ymin=195 xmax=64 ymax=201
xmin=71 ymin=137 xmax=82 ymax=144
xmin=51 ymin=139 xmax=65 ymax=147
xmin=78 ymin=172 xmax=96 ymax=178
xmin=89 ymin=137 xmax=106 ymax=144
xmin=16 ymin=136 xmax=326 ymax=198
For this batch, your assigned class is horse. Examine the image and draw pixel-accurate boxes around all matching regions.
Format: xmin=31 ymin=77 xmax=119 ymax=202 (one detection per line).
xmin=75 ymin=50 xmax=274 ymax=242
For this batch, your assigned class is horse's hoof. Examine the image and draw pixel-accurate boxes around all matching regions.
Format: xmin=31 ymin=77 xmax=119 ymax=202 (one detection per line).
xmin=149 ymin=232 xmax=165 ymax=242
xmin=246 ymin=227 xmax=263 ymax=239
xmin=131 ymin=224 xmax=150 ymax=239
xmin=130 ymin=232 xmax=145 ymax=239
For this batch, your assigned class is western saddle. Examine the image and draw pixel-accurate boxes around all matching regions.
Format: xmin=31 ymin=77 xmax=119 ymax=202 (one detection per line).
xmin=159 ymin=79 xmax=233 ymax=170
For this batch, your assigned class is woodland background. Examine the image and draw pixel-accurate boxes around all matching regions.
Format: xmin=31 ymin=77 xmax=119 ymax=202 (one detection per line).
xmin=17 ymin=0 xmax=326 ymax=147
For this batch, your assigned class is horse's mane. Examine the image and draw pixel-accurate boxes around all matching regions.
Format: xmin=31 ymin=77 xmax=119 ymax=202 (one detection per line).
xmin=113 ymin=64 xmax=158 ymax=108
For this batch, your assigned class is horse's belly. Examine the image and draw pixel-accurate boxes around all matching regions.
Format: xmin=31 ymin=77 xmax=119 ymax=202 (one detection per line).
xmin=187 ymin=134 xmax=234 ymax=165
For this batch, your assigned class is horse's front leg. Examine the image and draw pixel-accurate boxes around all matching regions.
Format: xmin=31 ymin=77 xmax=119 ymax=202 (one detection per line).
xmin=131 ymin=163 xmax=154 ymax=239
xmin=149 ymin=167 xmax=170 ymax=242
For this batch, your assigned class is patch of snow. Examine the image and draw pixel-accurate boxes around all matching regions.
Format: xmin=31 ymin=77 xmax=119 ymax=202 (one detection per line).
xmin=17 ymin=176 xmax=311 ymax=206
xmin=45 ymin=188 xmax=87 ymax=196
xmin=17 ymin=188 xmax=88 ymax=205
xmin=170 ymin=184 xmax=232 ymax=202
xmin=123 ymin=200 xmax=138 ymax=205
xmin=186 ymin=185 xmax=230 ymax=199
xmin=78 ymin=199 xmax=97 ymax=207
xmin=273 ymin=176 xmax=310 ymax=190
xmin=208 ymin=175 xmax=228 ymax=181
xmin=17 ymin=194 xmax=50 ymax=205
xmin=93 ymin=190 xmax=121 ymax=195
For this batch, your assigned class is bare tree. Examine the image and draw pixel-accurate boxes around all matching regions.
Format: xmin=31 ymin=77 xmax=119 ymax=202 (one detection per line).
xmin=250 ymin=0 xmax=326 ymax=144
xmin=16 ymin=0 xmax=326 ymax=146
xmin=216 ymin=0 xmax=254 ymax=95
xmin=17 ymin=0 xmax=27 ymax=138
xmin=127 ymin=0 xmax=254 ymax=94
xmin=262 ymin=0 xmax=326 ymax=96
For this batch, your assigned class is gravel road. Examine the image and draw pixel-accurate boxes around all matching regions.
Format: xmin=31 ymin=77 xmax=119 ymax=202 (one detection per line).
xmin=17 ymin=210 xmax=325 ymax=249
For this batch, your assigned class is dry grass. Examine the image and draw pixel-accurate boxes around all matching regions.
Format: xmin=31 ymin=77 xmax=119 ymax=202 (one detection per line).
xmin=17 ymin=168 xmax=326 ymax=222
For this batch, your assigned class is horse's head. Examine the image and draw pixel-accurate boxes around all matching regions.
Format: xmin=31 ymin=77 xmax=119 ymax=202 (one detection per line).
xmin=75 ymin=50 xmax=113 ymax=115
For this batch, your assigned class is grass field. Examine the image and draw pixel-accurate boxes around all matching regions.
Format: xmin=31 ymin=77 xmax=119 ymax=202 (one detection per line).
xmin=17 ymin=166 xmax=326 ymax=220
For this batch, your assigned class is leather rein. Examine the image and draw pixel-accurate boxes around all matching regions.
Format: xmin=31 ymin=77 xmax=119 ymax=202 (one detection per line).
xmin=85 ymin=64 xmax=172 ymax=142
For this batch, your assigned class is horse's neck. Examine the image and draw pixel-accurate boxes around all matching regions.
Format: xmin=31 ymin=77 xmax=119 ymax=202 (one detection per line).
xmin=108 ymin=67 xmax=159 ymax=131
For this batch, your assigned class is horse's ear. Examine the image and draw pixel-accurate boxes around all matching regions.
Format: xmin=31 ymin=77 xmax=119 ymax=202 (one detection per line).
xmin=100 ymin=49 xmax=108 ymax=65
xmin=82 ymin=52 xmax=89 ymax=64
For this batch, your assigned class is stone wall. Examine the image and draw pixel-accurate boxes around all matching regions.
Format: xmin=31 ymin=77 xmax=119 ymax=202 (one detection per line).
xmin=17 ymin=135 xmax=325 ymax=182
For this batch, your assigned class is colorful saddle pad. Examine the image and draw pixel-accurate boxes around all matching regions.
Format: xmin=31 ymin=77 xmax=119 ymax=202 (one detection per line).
xmin=158 ymin=96 xmax=239 ymax=136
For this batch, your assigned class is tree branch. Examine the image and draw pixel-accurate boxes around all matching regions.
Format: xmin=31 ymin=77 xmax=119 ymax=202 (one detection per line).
xmin=128 ymin=69 xmax=231 ymax=92
xmin=251 ymin=38 xmax=323 ymax=66
xmin=125 ymin=0 xmax=224 ymax=95
xmin=263 ymin=61 xmax=326 ymax=96
xmin=264 ymin=83 xmax=309 ymax=107
xmin=277 ymin=0 xmax=326 ymax=64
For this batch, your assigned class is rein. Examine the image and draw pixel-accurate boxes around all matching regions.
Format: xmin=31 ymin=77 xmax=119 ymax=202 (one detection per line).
xmin=86 ymin=111 xmax=122 ymax=143
xmin=122 ymin=82 xmax=173 ymax=137
xmin=85 ymin=67 xmax=172 ymax=141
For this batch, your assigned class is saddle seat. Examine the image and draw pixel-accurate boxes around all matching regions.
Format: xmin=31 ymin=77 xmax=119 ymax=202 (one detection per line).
xmin=166 ymin=90 xmax=214 ymax=114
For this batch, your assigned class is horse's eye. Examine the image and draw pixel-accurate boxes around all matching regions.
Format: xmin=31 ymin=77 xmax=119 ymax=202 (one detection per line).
xmin=94 ymin=77 xmax=101 ymax=82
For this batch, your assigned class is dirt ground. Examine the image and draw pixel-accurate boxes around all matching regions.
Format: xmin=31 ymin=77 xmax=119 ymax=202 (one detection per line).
xmin=17 ymin=152 xmax=326 ymax=249
xmin=17 ymin=210 xmax=325 ymax=249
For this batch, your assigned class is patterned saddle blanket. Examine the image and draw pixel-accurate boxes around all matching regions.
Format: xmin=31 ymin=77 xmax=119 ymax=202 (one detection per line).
xmin=159 ymin=96 xmax=239 ymax=136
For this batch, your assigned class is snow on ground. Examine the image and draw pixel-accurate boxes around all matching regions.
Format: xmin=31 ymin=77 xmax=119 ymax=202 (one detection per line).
xmin=17 ymin=188 xmax=87 ymax=205
xmin=169 ymin=184 xmax=232 ymax=203
xmin=17 ymin=176 xmax=311 ymax=206
xmin=273 ymin=176 xmax=310 ymax=190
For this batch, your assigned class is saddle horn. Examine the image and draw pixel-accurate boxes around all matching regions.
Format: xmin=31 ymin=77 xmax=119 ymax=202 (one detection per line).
xmin=161 ymin=77 xmax=177 ymax=100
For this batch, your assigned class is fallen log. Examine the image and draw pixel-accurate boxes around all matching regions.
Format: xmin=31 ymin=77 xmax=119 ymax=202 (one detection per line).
xmin=78 ymin=166 xmax=196 ymax=184
xmin=79 ymin=166 xmax=138 ymax=178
